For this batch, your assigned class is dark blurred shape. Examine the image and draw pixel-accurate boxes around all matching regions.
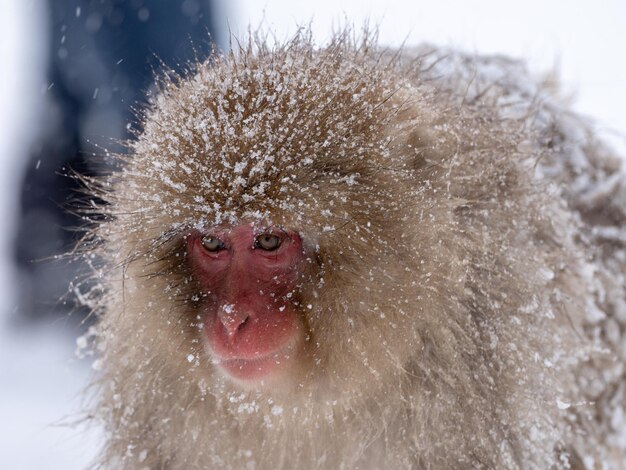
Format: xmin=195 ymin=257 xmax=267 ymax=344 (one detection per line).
xmin=15 ymin=0 xmax=221 ymax=320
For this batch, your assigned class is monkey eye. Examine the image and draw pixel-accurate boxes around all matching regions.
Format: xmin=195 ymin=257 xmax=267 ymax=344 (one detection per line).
xmin=254 ymin=233 xmax=282 ymax=251
xmin=201 ymin=235 xmax=225 ymax=252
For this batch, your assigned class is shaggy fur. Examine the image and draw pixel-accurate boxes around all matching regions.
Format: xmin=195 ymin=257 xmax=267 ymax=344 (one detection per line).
xmin=78 ymin=31 xmax=626 ymax=469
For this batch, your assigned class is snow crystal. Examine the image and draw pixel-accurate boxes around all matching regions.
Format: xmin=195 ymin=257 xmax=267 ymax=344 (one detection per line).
xmin=237 ymin=401 xmax=259 ymax=414
xmin=556 ymin=399 xmax=571 ymax=410
xmin=538 ymin=267 xmax=555 ymax=281
xmin=76 ymin=335 xmax=88 ymax=350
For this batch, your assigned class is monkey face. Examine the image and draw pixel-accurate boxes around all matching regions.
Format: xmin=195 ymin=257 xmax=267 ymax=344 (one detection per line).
xmin=99 ymin=38 xmax=421 ymax=396
xmin=186 ymin=223 xmax=311 ymax=385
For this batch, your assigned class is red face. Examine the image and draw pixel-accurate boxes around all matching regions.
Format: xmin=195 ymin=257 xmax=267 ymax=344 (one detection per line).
xmin=187 ymin=224 xmax=308 ymax=385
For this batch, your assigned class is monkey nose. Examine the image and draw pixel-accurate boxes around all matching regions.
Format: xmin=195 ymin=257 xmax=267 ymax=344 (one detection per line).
xmin=217 ymin=304 xmax=250 ymax=339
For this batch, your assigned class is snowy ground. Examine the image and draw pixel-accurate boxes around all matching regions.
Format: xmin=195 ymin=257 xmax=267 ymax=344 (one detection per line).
xmin=0 ymin=322 xmax=100 ymax=469
xmin=0 ymin=1 xmax=624 ymax=469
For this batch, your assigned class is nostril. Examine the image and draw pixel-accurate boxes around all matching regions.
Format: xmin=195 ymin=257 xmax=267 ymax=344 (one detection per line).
xmin=237 ymin=316 xmax=249 ymax=331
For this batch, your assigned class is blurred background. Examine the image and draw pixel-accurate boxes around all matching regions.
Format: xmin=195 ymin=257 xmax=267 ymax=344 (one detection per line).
xmin=0 ymin=1 xmax=624 ymax=468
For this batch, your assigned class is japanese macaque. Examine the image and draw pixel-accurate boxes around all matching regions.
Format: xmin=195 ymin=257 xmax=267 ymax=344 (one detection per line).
xmin=78 ymin=30 xmax=626 ymax=469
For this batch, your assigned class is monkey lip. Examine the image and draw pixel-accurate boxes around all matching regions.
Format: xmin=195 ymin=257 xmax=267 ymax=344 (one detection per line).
xmin=210 ymin=338 xmax=300 ymax=382
xmin=218 ymin=354 xmax=288 ymax=381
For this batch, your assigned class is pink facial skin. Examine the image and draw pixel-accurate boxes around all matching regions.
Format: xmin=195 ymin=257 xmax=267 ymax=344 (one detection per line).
xmin=186 ymin=224 xmax=307 ymax=383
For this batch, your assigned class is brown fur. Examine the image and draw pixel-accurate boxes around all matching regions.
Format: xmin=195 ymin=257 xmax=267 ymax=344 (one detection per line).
xmin=78 ymin=31 xmax=626 ymax=469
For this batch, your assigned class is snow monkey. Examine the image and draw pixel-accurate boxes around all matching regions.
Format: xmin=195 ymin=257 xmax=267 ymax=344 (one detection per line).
xmin=78 ymin=31 xmax=626 ymax=469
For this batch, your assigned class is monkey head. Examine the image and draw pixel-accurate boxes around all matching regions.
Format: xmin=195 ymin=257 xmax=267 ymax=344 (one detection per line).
xmin=94 ymin=34 xmax=426 ymax=399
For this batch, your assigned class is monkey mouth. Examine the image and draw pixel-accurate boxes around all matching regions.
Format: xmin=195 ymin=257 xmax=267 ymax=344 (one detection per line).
xmin=218 ymin=354 xmax=289 ymax=382
xmin=210 ymin=338 xmax=301 ymax=383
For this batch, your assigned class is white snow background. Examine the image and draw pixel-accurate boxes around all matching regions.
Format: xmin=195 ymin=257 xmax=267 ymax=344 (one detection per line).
xmin=0 ymin=1 xmax=624 ymax=469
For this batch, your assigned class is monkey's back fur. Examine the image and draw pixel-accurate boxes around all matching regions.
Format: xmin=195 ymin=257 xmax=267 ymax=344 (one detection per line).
xmin=82 ymin=32 xmax=626 ymax=469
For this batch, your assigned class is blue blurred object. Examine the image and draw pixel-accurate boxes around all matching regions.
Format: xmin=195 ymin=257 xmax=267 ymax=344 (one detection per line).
xmin=15 ymin=0 xmax=221 ymax=320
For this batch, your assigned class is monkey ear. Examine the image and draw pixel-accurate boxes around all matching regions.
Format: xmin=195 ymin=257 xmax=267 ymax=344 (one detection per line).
xmin=388 ymin=127 xmax=435 ymax=173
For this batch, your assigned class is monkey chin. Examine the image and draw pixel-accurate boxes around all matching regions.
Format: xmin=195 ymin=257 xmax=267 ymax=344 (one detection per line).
xmin=207 ymin=332 xmax=305 ymax=389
